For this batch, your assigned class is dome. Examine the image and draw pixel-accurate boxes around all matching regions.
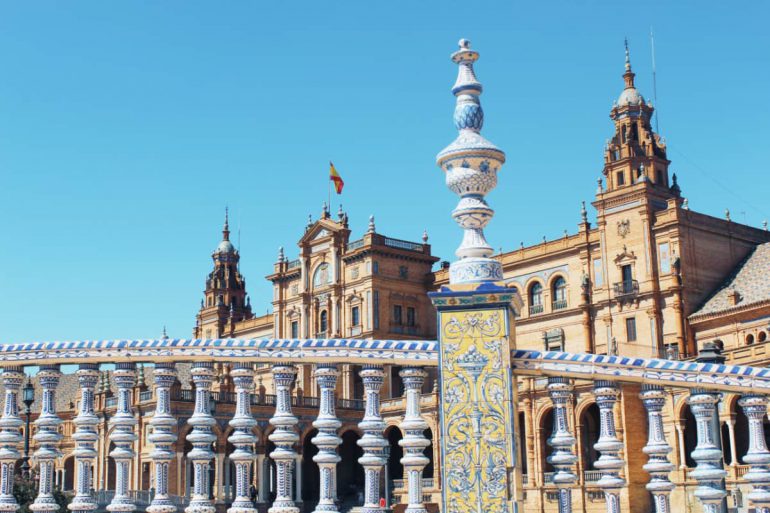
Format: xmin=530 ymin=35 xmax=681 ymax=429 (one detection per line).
xmin=618 ymin=86 xmax=644 ymax=107
xmin=215 ymin=239 xmax=236 ymax=254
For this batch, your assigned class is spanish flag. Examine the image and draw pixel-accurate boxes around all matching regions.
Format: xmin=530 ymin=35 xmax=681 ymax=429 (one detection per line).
xmin=330 ymin=161 xmax=344 ymax=194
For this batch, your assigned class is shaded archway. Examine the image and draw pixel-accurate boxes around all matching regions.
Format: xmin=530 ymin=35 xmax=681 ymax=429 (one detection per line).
xmin=301 ymin=429 xmax=320 ymax=505
xmin=539 ymin=409 xmax=554 ymax=474
xmin=265 ymin=439 xmax=277 ymax=502
xmin=423 ymin=428 xmax=434 ymax=479
xmin=385 ymin=427 xmax=403 ymax=507
xmin=63 ymin=456 xmax=75 ymax=491
xmin=579 ymin=403 xmax=600 ymax=472
xmin=338 ymin=431 xmax=363 ymax=502
xmin=682 ymin=405 xmax=697 ymax=468
xmin=106 ymin=442 xmax=116 ymax=491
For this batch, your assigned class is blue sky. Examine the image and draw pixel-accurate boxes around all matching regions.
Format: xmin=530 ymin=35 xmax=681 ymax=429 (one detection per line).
xmin=1 ymin=1 xmax=768 ymax=342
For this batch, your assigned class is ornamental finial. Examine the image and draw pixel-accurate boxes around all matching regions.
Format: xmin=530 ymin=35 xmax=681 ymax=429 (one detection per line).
xmin=624 ymin=37 xmax=631 ymax=71
xmin=222 ymin=207 xmax=230 ymax=241
xmin=367 ymin=215 xmax=376 ymax=234
xmin=437 ymin=39 xmax=505 ymax=284
xmin=277 ymin=246 xmax=285 ymax=263
xmin=581 ymin=201 xmax=588 ymax=224
xmin=422 ymin=229 xmax=429 ymax=244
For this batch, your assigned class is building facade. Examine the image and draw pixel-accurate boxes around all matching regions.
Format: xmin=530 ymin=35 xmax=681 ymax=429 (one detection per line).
xmin=10 ymin=43 xmax=770 ymax=513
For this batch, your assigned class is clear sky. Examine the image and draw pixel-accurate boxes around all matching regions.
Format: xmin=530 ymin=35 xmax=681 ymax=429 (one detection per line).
xmin=1 ymin=1 xmax=768 ymax=343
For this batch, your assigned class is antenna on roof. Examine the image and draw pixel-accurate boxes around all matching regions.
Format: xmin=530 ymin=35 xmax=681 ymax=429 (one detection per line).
xmin=650 ymin=26 xmax=660 ymax=133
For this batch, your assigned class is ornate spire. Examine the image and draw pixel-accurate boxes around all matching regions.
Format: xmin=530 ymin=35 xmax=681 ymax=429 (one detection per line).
xmin=367 ymin=215 xmax=376 ymax=234
xmin=277 ymin=246 xmax=285 ymax=263
xmin=223 ymin=207 xmax=230 ymax=241
xmin=580 ymin=201 xmax=588 ymax=224
xmin=623 ymin=37 xmax=635 ymax=88
xmin=437 ymin=39 xmax=505 ymax=284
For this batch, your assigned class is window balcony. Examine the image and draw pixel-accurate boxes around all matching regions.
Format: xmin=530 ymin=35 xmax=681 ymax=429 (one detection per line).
xmin=529 ymin=304 xmax=544 ymax=315
xmin=552 ymin=299 xmax=568 ymax=310
xmin=350 ymin=325 xmax=362 ymax=336
xmin=613 ymin=280 xmax=639 ymax=297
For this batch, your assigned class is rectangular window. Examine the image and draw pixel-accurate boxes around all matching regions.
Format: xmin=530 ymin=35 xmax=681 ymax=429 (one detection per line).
xmin=659 ymin=242 xmax=671 ymax=274
xmin=372 ymin=261 xmax=379 ymax=274
xmin=351 ymin=306 xmax=360 ymax=326
xmin=373 ymin=291 xmax=379 ymax=329
xmin=290 ymin=321 xmax=299 ymax=339
xmin=399 ymin=265 xmax=408 ymax=279
xmin=406 ymin=307 xmax=416 ymax=327
xmin=593 ymin=258 xmax=604 ymax=287
xmin=617 ymin=171 xmax=625 ymax=186
xmin=393 ymin=305 xmax=403 ymax=325
xmin=626 ymin=317 xmax=637 ymax=342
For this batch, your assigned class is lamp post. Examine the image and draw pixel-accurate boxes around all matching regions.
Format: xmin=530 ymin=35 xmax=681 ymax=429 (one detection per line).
xmin=21 ymin=380 xmax=35 ymax=479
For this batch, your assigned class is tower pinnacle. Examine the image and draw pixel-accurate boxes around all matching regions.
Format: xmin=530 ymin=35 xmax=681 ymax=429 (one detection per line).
xmin=437 ymin=39 xmax=505 ymax=284
xmin=623 ymin=38 xmax=636 ymax=90
xmin=223 ymin=207 xmax=230 ymax=241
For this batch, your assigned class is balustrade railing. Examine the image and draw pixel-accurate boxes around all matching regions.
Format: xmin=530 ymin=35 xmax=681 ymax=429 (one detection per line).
xmin=613 ymin=279 xmax=639 ymax=297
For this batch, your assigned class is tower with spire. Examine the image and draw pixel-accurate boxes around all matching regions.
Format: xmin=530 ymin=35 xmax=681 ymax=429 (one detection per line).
xmin=599 ymin=40 xmax=675 ymax=203
xmin=194 ymin=209 xmax=252 ymax=338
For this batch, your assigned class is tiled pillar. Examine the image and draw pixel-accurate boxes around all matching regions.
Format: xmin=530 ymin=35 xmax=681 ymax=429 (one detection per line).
xmin=592 ymin=381 xmax=624 ymax=513
xmin=268 ymin=365 xmax=299 ymax=513
xmin=640 ymin=385 xmax=674 ymax=513
xmin=688 ymin=390 xmax=727 ymax=513
xmin=147 ymin=363 xmax=177 ymax=513
xmin=398 ymin=368 xmax=430 ymax=513
xmin=228 ymin=364 xmax=257 ymax=513
xmin=357 ymin=366 xmax=386 ymax=513
xmin=0 ymin=367 xmax=24 ymax=513
xmin=30 ymin=365 xmax=63 ymax=513
xmin=186 ymin=362 xmax=217 ymax=513
xmin=738 ymin=394 xmax=770 ymax=513
xmin=311 ymin=364 xmax=341 ymax=513
xmin=107 ymin=363 xmax=138 ymax=513
xmin=69 ymin=364 xmax=101 ymax=513
xmin=547 ymin=377 xmax=577 ymax=513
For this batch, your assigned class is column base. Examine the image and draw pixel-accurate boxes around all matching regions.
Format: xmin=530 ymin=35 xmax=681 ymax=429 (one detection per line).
xmin=0 ymin=502 xmax=20 ymax=513
xmin=147 ymin=502 xmax=178 ymax=513
xmin=185 ymin=502 xmax=216 ymax=513
xmin=30 ymin=498 xmax=60 ymax=512
xmin=267 ymin=503 xmax=298 ymax=513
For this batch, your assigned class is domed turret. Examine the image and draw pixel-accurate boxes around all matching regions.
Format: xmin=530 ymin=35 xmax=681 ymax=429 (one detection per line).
xmin=213 ymin=208 xmax=237 ymax=258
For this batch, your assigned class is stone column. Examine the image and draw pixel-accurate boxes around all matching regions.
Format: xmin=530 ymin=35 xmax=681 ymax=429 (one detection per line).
xmin=0 ymin=367 xmax=24 ymax=513
xmin=311 ymin=364 xmax=341 ymax=513
xmin=547 ymin=377 xmax=577 ymax=513
xmin=738 ymin=395 xmax=770 ymax=513
xmin=725 ymin=420 xmax=738 ymax=467
xmin=640 ymin=385 xmax=674 ymax=513
xmin=257 ymin=455 xmax=268 ymax=503
xmin=69 ymin=364 xmax=101 ymax=513
xmin=398 ymin=368 xmax=429 ymax=513
xmin=30 ymin=365 xmax=63 ymax=513
xmin=108 ymin=363 xmax=138 ymax=513
xmin=228 ymin=364 xmax=257 ymax=513
xmin=268 ymin=365 xmax=299 ymax=513
xmin=186 ymin=362 xmax=217 ymax=513
xmin=357 ymin=366 xmax=386 ymax=513
xmin=592 ymin=381 xmax=624 ymax=513
xmin=688 ymin=390 xmax=727 ymax=513
xmin=147 ymin=363 xmax=177 ymax=513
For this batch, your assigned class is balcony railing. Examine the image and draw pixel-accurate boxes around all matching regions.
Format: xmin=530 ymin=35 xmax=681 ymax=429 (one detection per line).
xmin=286 ymin=259 xmax=301 ymax=270
xmin=613 ymin=279 xmax=639 ymax=297
xmin=391 ymin=478 xmax=436 ymax=490
xmin=166 ymin=388 xmax=364 ymax=410
xmin=105 ymin=396 xmax=118 ymax=407
xmin=552 ymin=299 xmax=568 ymax=310
xmin=139 ymin=390 xmax=153 ymax=402
xmin=529 ymin=304 xmax=544 ymax=315
xmin=583 ymin=470 xmax=602 ymax=483
xmin=383 ymin=237 xmax=424 ymax=252
xmin=346 ymin=239 xmax=365 ymax=251
xmin=350 ymin=325 xmax=362 ymax=336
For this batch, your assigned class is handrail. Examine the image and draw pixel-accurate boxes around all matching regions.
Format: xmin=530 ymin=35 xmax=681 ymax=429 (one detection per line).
xmin=383 ymin=237 xmax=424 ymax=252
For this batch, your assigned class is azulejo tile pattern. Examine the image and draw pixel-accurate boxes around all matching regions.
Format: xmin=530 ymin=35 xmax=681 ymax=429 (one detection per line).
xmin=438 ymin=307 xmax=516 ymax=513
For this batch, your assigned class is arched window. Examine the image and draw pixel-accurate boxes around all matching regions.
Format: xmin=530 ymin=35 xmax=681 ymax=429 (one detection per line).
xmin=529 ymin=283 xmax=543 ymax=315
xmin=746 ymin=334 xmax=755 ymax=345
xmin=313 ymin=263 xmax=332 ymax=289
xmin=759 ymin=331 xmax=767 ymax=343
xmin=552 ymin=277 xmax=567 ymax=310
xmin=319 ymin=310 xmax=328 ymax=334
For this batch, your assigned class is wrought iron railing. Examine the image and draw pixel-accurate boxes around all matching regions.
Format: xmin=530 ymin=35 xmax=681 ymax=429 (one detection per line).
xmin=105 ymin=396 xmax=118 ymax=407
xmin=286 ymin=259 xmax=301 ymax=270
xmin=552 ymin=299 xmax=568 ymax=310
xmin=346 ymin=239 xmax=365 ymax=251
xmin=613 ymin=279 xmax=639 ymax=297
xmin=139 ymin=390 xmax=153 ymax=402
xmin=529 ymin=304 xmax=544 ymax=315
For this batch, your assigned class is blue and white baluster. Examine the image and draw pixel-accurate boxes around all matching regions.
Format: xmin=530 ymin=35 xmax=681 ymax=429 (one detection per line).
xmin=186 ymin=362 xmax=217 ymax=513
xmin=738 ymin=394 xmax=770 ymax=513
xmin=107 ymin=364 xmax=138 ymax=513
xmin=268 ymin=365 xmax=299 ymax=513
xmin=547 ymin=377 xmax=577 ymax=513
xmin=399 ymin=368 xmax=430 ymax=513
xmin=30 ymin=366 xmax=63 ymax=513
xmin=69 ymin=364 xmax=101 ymax=513
xmin=311 ymin=365 xmax=341 ymax=513
xmin=147 ymin=363 xmax=178 ymax=513
xmin=227 ymin=364 xmax=257 ymax=513
xmin=0 ymin=367 xmax=24 ymax=513
xmin=640 ymin=385 xmax=675 ymax=513
xmin=593 ymin=381 xmax=625 ymax=513
xmin=357 ymin=366 xmax=386 ymax=513
xmin=688 ymin=390 xmax=727 ymax=513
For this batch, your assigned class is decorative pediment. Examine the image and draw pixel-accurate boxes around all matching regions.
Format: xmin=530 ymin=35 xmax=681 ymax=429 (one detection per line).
xmin=298 ymin=218 xmax=345 ymax=245
xmin=613 ymin=245 xmax=637 ymax=264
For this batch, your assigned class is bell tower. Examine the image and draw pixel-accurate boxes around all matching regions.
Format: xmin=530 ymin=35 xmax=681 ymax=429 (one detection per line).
xmin=194 ymin=209 xmax=252 ymax=338
xmin=599 ymin=40 xmax=678 ymax=206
